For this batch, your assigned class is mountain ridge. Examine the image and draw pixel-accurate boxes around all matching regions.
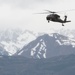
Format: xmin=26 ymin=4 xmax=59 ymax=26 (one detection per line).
xmin=15 ymin=33 xmax=75 ymax=58
xmin=0 ymin=29 xmax=75 ymax=57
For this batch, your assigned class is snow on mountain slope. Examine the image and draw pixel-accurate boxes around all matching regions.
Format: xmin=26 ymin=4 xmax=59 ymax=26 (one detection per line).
xmin=17 ymin=30 xmax=36 ymax=49
xmin=0 ymin=43 xmax=8 ymax=55
xmin=31 ymin=39 xmax=46 ymax=58
xmin=0 ymin=29 xmax=36 ymax=56
xmin=16 ymin=33 xmax=75 ymax=59
xmin=0 ymin=28 xmax=75 ymax=56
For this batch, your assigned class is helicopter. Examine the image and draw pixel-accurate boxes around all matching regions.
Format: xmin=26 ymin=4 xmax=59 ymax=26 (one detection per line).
xmin=37 ymin=10 xmax=71 ymax=26
xmin=45 ymin=10 xmax=71 ymax=26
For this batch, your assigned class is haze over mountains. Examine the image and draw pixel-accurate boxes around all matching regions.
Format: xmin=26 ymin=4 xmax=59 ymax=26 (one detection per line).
xmin=0 ymin=54 xmax=75 ymax=75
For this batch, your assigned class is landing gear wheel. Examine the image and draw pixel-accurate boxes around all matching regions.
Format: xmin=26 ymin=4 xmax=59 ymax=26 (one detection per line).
xmin=48 ymin=20 xmax=50 ymax=23
xmin=62 ymin=23 xmax=64 ymax=26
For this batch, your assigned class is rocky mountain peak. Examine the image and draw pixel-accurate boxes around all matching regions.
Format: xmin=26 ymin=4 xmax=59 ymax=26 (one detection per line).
xmin=16 ymin=33 xmax=75 ymax=59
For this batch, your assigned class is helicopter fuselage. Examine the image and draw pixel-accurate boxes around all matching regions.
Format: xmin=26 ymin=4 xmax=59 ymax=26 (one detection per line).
xmin=46 ymin=14 xmax=71 ymax=25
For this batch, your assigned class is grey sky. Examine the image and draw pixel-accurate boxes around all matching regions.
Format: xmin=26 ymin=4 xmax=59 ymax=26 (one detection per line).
xmin=0 ymin=0 xmax=75 ymax=32
xmin=0 ymin=0 xmax=57 ymax=9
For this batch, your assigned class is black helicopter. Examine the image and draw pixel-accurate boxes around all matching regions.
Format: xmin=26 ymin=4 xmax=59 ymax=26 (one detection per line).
xmin=37 ymin=10 xmax=71 ymax=26
xmin=45 ymin=10 xmax=71 ymax=26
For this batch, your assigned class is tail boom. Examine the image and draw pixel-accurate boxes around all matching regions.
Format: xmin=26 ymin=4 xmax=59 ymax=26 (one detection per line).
xmin=64 ymin=20 xmax=71 ymax=23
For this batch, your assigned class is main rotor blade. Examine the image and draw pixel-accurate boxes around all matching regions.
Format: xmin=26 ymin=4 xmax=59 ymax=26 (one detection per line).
xmin=34 ymin=12 xmax=49 ymax=14
xmin=44 ymin=10 xmax=57 ymax=13
xmin=44 ymin=9 xmax=75 ymax=13
xmin=56 ymin=9 xmax=75 ymax=13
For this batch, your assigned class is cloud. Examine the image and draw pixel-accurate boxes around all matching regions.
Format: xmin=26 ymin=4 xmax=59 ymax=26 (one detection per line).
xmin=0 ymin=0 xmax=58 ymax=9
xmin=0 ymin=0 xmax=74 ymax=9
xmin=0 ymin=0 xmax=74 ymax=31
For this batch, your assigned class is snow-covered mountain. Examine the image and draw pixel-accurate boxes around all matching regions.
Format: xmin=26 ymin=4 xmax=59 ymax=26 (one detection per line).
xmin=0 ymin=28 xmax=75 ymax=57
xmin=16 ymin=33 xmax=75 ymax=59
xmin=0 ymin=29 xmax=36 ymax=56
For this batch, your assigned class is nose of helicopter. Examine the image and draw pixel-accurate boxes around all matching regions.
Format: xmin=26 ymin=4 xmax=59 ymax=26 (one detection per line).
xmin=46 ymin=16 xmax=51 ymax=23
xmin=46 ymin=16 xmax=50 ymax=20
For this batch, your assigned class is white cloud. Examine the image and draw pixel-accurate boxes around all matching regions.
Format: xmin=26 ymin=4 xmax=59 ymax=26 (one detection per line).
xmin=0 ymin=0 xmax=75 ymax=32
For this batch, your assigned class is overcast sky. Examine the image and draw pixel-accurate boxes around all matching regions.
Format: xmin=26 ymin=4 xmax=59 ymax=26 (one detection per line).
xmin=0 ymin=0 xmax=75 ymax=32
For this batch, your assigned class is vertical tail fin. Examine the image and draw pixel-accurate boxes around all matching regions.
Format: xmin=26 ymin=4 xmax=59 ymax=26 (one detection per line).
xmin=64 ymin=15 xmax=67 ymax=22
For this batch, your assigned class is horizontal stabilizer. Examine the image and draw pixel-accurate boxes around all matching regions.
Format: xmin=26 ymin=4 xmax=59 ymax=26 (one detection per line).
xmin=66 ymin=20 xmax=71 ymax=23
